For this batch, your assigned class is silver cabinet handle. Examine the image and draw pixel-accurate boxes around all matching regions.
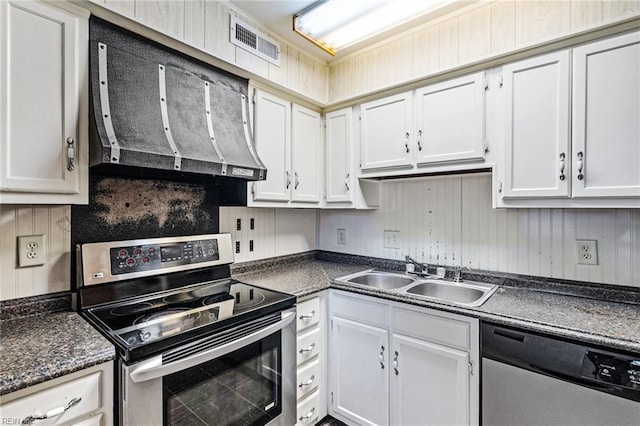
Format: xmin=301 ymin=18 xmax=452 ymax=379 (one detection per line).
xmin=294 ymin=171 xmax=300 ymax=189
xmin=404 ymin=132 xmax=410 ymax=153
xmin=417 ymin=129 xmax=423 ymax=151
xmin=559 ymin=152 xmax=566 ymax=181
xmin=393 ymin=350 xmax=399 ymax=375
xmin=299 ymin=343 xmax=316 ymax=354
xmin=379 ymin=345 xmax=385 ymax=369
xmin=299 ymin=375 xmax=315 ymax=388
xmin=286 ymin=171 xmax=291 ymax=189
xmin=345 ymin=173 xmax=350 ymax=191
xmin=577 ymin=151 xmax=584 ymax=180
xmin=22 ymin=397 xmax=82 ymax=423
xmin=299 ymin=407 xmax=315 ymax=421
xmin=299 ymin=310 xmax=315 ymax=320
xmin=66 ymin=137 xmax=75 ymax=171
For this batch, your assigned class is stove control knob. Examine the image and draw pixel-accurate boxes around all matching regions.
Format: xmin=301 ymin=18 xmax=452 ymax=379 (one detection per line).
xmin=133 ymin=248 xmax=142 ymax=256
xmin=126 ymin=336 xmax=137 ymax=345
xmin=140 ymin=331 xmax=151 ymax=341
xmin=118 ymin=249 xmax=128 ymax=259
xmin=142 ymin=256 xmax=150 ymax=264
xmin=148 ymin=247 xmax=156 ymax=255
xmin=126 ymin=258 xmax=136 ymax=267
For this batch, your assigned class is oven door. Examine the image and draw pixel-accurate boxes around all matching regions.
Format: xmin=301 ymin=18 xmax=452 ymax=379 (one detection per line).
xmin=121 ymin=309 xmax=296 ymax=426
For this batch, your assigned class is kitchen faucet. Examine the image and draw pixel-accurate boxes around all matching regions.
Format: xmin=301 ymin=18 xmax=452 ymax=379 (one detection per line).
xmin=405 ymin=255 xmax=431 ymax=276
xmin=453 ymin=265 xmax=472 ymax=283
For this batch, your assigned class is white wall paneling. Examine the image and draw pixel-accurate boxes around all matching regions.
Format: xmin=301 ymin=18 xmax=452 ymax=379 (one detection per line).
xmin=0 ymin=205 xmax=71 ymax=301
xmin=318 ymin=174 xmax=640 ymax=288
xmin=328 ymin=0 xmax=640 ymax=103
xmin=219 ymin=207 xmax=316 ymax=263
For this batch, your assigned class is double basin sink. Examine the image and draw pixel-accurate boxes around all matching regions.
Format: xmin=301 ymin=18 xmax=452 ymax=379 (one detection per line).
xmin=336 ymin=269 xmax=498 ymax=307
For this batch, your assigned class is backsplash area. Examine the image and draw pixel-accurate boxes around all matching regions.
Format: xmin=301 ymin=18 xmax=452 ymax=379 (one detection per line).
xmin=319 ymin=174 xmax=640 ymax=288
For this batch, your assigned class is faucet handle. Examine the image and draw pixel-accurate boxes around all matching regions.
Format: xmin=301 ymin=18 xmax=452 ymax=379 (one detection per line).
xmin=453 ymin=266 xmax=462 ymax=283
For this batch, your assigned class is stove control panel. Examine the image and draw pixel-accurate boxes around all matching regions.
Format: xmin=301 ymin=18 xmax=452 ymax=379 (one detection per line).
xmin=582 ymin=351 xmax=640 ymax=390
xmin=110 ymin=239 xmax=219 ymax=274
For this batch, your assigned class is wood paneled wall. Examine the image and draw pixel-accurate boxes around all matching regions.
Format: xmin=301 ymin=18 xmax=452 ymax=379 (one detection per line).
xmin=219 ymin=207 xmax=317 ymax=263
xmin=89 ymin=0 xmax=328 ymax=103
xmin=0 ymin=205 xmax=71 ymax=300
xmin=328 ymin=0 xmax=640 ymax=103
xmin=318 ymin=174 xmax=640 ymax=288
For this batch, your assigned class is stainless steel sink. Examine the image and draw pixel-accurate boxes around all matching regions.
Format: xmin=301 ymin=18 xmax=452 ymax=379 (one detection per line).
xmin=336 ymin=269 xmax=498 ymax=307
xmin=344 ymin=271 xmax=416 ymax=290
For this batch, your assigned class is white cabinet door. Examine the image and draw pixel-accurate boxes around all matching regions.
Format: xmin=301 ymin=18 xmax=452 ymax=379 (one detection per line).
xmin=414 ymin=72 xmax=485 ymax=165
xmin=0 ymin=0 xmax=87 ymax=203
xmin=572 ymin=31 xmax=640 ymax=198
xmin=501 ymin=51 xmax=571 ymax=198
xmin=325 ymin=108 xmax=354 ymax=204
xmin=291 ymin=104 xmax=321 ymax=203
xmin=330 ymin=316 xmax=389 ymax=426
xmin=252 ymin=89 xmax=291 ymax=202
xmin=391 ymin=334 xmax=470 ymax=426
xmin=361 ymin=92 xmax=413 ymax=171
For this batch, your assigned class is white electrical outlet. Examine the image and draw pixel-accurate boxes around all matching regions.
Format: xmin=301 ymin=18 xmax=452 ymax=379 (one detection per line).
xmin=575 ymin=240 xmax=598 ymax=265
xmin=18 ymin=234 xmax=46 ymax=267
xmin=383 ymin=230 xmax=401 ymax=249
xmin=337 ymin=228 xmax=347 ymax=245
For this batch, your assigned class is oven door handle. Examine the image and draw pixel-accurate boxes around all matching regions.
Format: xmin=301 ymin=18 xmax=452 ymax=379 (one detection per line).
xmin=129 ymin=310 xmax=296 ymax=383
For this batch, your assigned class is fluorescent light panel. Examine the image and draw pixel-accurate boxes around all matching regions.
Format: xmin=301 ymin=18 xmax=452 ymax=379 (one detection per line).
xmin=294 ymin=0 xmax=453 ymax=55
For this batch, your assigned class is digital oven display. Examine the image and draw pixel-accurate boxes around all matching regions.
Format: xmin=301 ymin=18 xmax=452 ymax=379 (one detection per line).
xmin=160 ymin=245 xmax=182 ymax=262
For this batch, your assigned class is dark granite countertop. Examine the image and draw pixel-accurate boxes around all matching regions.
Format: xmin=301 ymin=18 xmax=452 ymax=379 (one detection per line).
xmin=232 ymin=252 xmax=640 ymax=354
xmin=0 ymin=294 xmax=116 ymax=396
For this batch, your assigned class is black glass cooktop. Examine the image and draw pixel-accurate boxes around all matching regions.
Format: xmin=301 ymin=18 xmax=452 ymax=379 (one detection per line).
xmin=84 ymin=279 xmax=294 ymax=358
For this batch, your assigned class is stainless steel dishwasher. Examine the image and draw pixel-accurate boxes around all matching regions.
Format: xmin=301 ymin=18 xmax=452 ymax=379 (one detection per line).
xmin=481 ymin=322 xmax=640 ymax=426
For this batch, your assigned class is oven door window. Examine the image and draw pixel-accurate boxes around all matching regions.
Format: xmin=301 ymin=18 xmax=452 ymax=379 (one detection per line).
xmin=163 ymin=332 xmax=281 ymax=426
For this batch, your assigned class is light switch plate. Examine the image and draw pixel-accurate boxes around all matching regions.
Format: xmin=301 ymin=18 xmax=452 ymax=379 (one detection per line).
xmin=337 ymin=228 xmax=346 ymax=245
xmin=18 ymin=234 xmax=46 ymax=267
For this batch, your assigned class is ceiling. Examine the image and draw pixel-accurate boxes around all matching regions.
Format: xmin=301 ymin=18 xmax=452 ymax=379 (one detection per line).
xmin=228 ymin=0 xmax=474 ymax=62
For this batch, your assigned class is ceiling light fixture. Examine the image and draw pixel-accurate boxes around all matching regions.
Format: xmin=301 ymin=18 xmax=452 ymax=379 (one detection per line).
xmin=293 ymin=0 xmax=454 ymax=56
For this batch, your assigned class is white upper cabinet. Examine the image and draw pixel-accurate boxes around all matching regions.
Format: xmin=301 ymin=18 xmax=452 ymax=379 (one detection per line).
xmin=572 ymin=31 xmax=640 ymax=198
xmin=291 ymin=105 xmax=322 ymax=203
xmin=252 ymin=90 xmax=291 ymax=202
xmin=414 ymin=72 xmax=486 ymax=165
xmin=360 ymin=91 xmax=414 ymax=171
xmin=0 ymin=0 xmax=88 ymax=204
xmin=325 ymin=108 xmax=354 ymax=204
xmin=249 ymin=89 xmax=321 ymax=207
xmin=501 ymin=51 xmax=571 ymax=198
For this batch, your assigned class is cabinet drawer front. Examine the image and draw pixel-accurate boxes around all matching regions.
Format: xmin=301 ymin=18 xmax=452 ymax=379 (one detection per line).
xmin=73 ymin=413 xmax=103 ymax=426
xmin=332 ymin=292 xmax=388 ymax=327
xmin=297 ymin=327 xmax=321 ymax=365
xmin=392 ymin=307 xmax=470 ymax=350
xmin=296 ymin=359 xmax=320 ymax=401
xmin=0 ymin=371 xmax=102 ymax=425
xmin=296 ymin=390 xmax=320 ymax=425
xmin=297 ymin=297 xmax=320 ymax=331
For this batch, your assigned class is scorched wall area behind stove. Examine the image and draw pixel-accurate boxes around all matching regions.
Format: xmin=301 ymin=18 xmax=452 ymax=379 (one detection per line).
xmin=71 ymin=173 xmax=227 ymax=289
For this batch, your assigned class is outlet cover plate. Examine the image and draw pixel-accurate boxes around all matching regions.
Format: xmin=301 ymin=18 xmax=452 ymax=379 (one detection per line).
xmin=383 ymin=230 xmax=401 ymax=249
xmin=575 ymin=240 xmax=598 ymax=265
xmin=18 ymin=234 xmax=46 ymax=267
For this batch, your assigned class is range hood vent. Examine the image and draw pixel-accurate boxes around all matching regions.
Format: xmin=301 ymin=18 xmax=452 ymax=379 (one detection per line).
xmin=89 ymin=18 xmax=267 ymax=181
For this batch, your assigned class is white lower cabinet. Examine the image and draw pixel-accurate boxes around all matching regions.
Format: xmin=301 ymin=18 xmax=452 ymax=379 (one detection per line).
xmin=296 ymin=294 xmax=327 ymax=425
xmin=0 ymin=362 xmax=113 ymax=426
xmin=329 ymin=290 xmax=479 ymax=426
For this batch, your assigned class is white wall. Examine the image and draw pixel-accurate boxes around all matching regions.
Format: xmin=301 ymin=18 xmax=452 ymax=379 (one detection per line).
xmin=219 ymin=207 xmax=317 ymax=263
xmin=318 ymin=174 xmax=640 ymax=288
xmin=0 ymin=205 xmax=71 ymax=300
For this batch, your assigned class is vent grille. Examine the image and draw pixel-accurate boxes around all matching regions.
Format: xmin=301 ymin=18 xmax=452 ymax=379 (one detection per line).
xmin=230 ymin=15 xmax=280 ymax=65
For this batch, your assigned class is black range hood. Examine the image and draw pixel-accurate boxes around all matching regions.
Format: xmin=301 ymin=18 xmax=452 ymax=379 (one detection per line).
xmin=89 ymin=17 xmax=266 ymax=182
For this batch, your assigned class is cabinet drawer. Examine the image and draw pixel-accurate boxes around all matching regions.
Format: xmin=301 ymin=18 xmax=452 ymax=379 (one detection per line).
xmin=392 ymin=307 xmax=471 ymax=350
xmin=0 ymin=371 xmax=102 ymax=425
xmin=296 ymin=390 xmax=320 ymax=425
xmin=297 ymin=327 xmax=321 ymax=365
xmin=74 ymin=413 xmax=103 ymax=426
xmin=297 ymin=297 xmax=320 ymax=331
xmin=296 ymin=359 xmax=320 ymax=401
xmin=332 ymin=291 xmax=388 ymax=327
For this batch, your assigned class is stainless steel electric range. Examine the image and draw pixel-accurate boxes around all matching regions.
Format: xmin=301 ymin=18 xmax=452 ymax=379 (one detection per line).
xmin=75 ymin=234 xmax=296 ymax=426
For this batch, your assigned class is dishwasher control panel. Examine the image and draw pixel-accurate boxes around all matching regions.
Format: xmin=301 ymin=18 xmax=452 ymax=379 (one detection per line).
xmin=582 ymin=351 xmax=640 ymax=390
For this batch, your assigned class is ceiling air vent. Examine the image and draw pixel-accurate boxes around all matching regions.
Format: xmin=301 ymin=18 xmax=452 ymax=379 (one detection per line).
xmin=230 ymin=15 xmax=280 ymax=66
